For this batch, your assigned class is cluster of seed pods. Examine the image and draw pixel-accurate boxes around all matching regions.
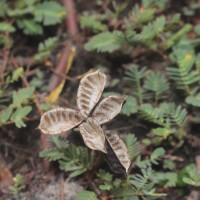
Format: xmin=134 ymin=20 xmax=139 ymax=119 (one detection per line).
xmin=39 ymin=70 xmax=131 ymax=175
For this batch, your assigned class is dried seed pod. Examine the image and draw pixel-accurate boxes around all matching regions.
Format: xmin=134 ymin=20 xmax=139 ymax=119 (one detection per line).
xmin=105 ymin=130 xmax=131 ymax=174
xmin=79 ymin=118 xmax=107 ymax=153
xmin=93 ymin=96 xmax=127 ymax=124
xmin=106 ymin=141 xmax=127 ymax=176
xmin=39 ymin=108 xmax=84 ymax=134
xmin=77 ymin=70 xmax=106 ymax=118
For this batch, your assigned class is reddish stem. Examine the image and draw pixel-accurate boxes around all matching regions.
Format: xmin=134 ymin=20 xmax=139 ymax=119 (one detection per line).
xmin=62 ymin=0 xmax=79 ymax=37
xmin=48 ymin=42 xmax=72 ymax=91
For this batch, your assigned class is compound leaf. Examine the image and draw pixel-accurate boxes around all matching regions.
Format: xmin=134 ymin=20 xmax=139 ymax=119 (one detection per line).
xmin=39 ymin=148 xmax=64 ymax=161
xmin=12 ymin=87 xmax=35 ymax=107
xmin=76 ymin=190 xmax=98 ymax=200
xmin=0 ymin=22 xmax=15 ymax=33
xmin=17 ymin=19 xmax=43 ymax=35
xmin=124 ymin=133 xmax=141 ymax=160
xmin=121 ymin=96 xmax=138 ymax=116
xmin=185 ymin=93 xmax=200 ymax=107
xmin=11 ymin=106 xmax=32 ymax=128
xmin=0 ymin=107 xmax=13 ymax=123
xmin=84 ymin=32 xmax=121 ymax=53
xmin=34 ymin=1 xmax=66 ymax=25
xmin=33 ymin=37 xmax=58 ymax=61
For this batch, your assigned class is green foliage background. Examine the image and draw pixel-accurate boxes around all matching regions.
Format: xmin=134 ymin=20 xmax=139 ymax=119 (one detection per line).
xmin=1 ymin=0 xmax=200 ymax=199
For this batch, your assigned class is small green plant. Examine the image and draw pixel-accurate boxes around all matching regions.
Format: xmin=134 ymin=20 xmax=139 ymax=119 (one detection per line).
xmin=33 ymin=37 xmax=58 ymax=61
xmin=76 ymin=190 xmax=98 ymax=200
xmin=0 ymin=86 xmax=35 ymax=127
xmin=9 ymin=173 xmax=24 ymax=198
xmin=121 ymin=64 xmax=188 ymax=145
xmin=181 ymin=164 xmax=200 ymax=187
xmin=40 ymin=135 xmax=95 ymax=177
xmin=0 ymin=0 xmax=66 ymax=130
xmin=41 ymin=131 xmax=168 ymax=199
xmin=83 ymin=1 xmax=191 ymax=53
xmin=0 ymin=0 xmax=66 ymax=37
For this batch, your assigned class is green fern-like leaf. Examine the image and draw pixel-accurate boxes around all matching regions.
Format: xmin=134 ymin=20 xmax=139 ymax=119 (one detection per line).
xmin=10 ymin=106 xmax=32 ymax=128
xmin=51 ymin=135 xmax=69 ymax=150
xmin=164 ymin=24 xmax=192 ymax=49
xmin=17 ymin=19 xmax=43 ymax=35
xmin=39 ymin=148 xmax=64 ymax=161
xmin=121 ymin=96 xmax=138 ymax=116
xmin=131 ymin=5 xmax=155 ymax=25
xmin=139 ymin=104 xmax=167 ymax=127
xmin=39 ymin=136 xmax=69 ymax=161
xmin=129 ymin=166 xmax=154 ymax=190
xmin=125 ymin=64 xmax=147 ymax=104
xmin=160 ymin=103 xmax=187 ymax=127
xmin=129 ymin=166 xmax=166 ymax=198
xmin=150 ymin=127 xmax=174 ymax=143
xmin=139 ymin=103 xmax=187 ymax=128
xmin=96 ymin=170 xmax=123 ymax=191
xmin=140 ymin=16 xmax=166 ymax=41
xmin=167 ymin=49 xmax=199 ymax=95
xmin=12 ymin=87 xmax=35 ymax=107
xmin=76 ymin=190 xmax=98 ymax=200
xmin=0 ymin=107 xmax=13 ymax=124
xmin=40 ymin=136 xmax=68 ymax=161
xmin=111 ymin=187 xmax=139 ymax=200
xmin=34 ymin=1 xmax=66 ymax=25
xmin=150 ymin=147 xmax=165 ymax=165
xmin=143 ymin=71 xmax=169 ymax=102
xmin=80 ymin=14 xmax=107 ymax=32
xmin=153 ymin=172 xmax=178 ymax=188
xmin=182 ymin=164 xmax=200 ymax=186
xmin=33 ymin=37 xmax=58 ymax=61
xmin=124 ymin=133 xmax=141 ymax=160
xmin=11 ymin=67 xmax=24 ymax=83
xmin=136 ymin=148 xmax=165 ymax=168
xmin=142 ymin=0 xmax=169 ymax=9
xmin=84 ymin=32 xmax=121 ymax=53
xmin=59 ymin=146 xmax=94 ymax=178
xmin=0 ymin=22 xmax=16 ymax=32
xmin=185 ymin=93 xmax=200 ymax=107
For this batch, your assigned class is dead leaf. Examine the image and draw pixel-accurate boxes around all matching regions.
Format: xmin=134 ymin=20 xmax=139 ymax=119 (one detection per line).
xmin=93 ymin=96 xmax=127 ymax=124
xmin=77 ymin=70 xmax=106 ymax=118
xmin=39 ymin=108 xmax=84 ymax=134
xmin=79 ymin=118 xmax=107 ymax=153
xmin=0 ymin=154 xmax=13 ymax=187
xmin=46 ymin=80 xmax=65 ymax=103
xmin=105 ymin=130 xmax=131 ymax=174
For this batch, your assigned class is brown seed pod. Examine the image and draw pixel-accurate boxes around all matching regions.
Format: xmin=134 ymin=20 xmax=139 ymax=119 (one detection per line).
xmin=105 ymin=130 xmax=131 ymax=174
xmin=77 ymin=70 xmax=106 ymax=118
xmin=39 ymin=108 xmax=84 ymax=134
xmin=93 ymin=96 xmax=127 ymax=125
xmin=79 ymin=118 xmax=107 ymax=153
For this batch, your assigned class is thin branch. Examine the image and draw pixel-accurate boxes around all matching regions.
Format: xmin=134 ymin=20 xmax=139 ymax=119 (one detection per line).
xmin=48 ymin=44 xmax=75 ymax=91
xmin=88 ymin=180 xmax=102 ymax=198
xmin=62 ymin=0 xmax=78 ymax=37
